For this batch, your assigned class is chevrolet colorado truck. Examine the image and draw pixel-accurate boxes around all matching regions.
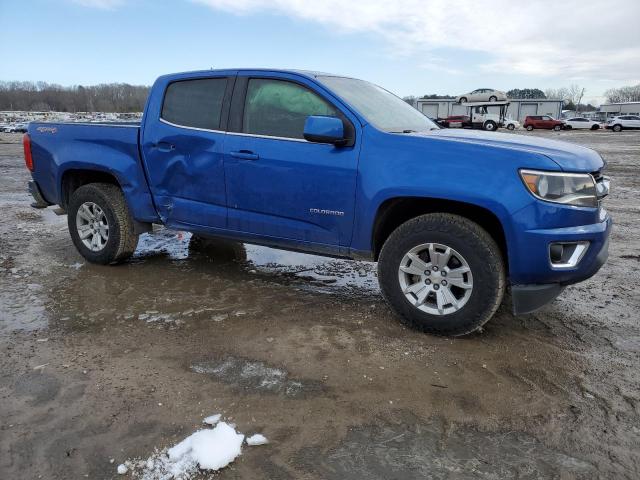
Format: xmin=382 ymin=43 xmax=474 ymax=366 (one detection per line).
xmin=24 ymin=69 xmax=611 ymax=336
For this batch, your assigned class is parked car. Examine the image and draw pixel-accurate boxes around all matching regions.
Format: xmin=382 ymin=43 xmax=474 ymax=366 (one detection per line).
xmin=524 ymin=115 xmax=564 ymax=131
xmin=438 ymin=115 xmax=470 ymax=128
xmin=563 ymin=117 xmax=601 ymax=130
xmin=456 ymin=88 xmax=507 ymax=104
xmin=3 ymin=123 xmax=28 ymax=133
xmin=24 ymin=68 xmax=611 ymax=336
xmin=502 ymin=118 xmax=521 ymax=130
xmin=605 ymin=115 xmax=640 ymax=132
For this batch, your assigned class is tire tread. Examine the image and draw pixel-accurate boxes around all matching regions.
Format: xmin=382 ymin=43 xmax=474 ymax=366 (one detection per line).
xmin=68 ymin=183 xmax=138 ymax=264
xmin=378 ymin=213 xmax=506 ymax=336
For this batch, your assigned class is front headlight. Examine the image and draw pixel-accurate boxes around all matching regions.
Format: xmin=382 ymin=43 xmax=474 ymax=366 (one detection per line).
xmin=520 ymin=169 xmax=597 ymax=207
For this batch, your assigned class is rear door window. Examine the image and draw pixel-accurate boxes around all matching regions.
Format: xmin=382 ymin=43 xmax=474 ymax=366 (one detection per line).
xmin=242 ymin=79 xmax=338 ymax=139
xmin=161 ymin=78 xmax=227 ymax=130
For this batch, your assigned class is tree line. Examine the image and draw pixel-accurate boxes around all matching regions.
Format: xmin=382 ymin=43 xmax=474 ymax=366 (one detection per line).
xmin=0 ymin=81 xmax=150 ymax=112
xmin=3 ymin=79 xmax=638 ymax=113
xmin=604 ymin=84 xmax=640 ymax=103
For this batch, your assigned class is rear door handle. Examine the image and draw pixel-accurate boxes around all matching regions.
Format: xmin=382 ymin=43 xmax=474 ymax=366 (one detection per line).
xmin=153 ymin=141 xmax=175 ymax=152
xmin=230 ymin=150 xmax=259 ymax=161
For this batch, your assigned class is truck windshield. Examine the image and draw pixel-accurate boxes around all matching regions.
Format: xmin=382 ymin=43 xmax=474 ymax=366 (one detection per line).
xmin=318 ymin=76 xmax=439 ymax=133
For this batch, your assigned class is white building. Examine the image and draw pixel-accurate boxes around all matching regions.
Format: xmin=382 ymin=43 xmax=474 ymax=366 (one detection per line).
xmin=599 ymin=102 xmax=640 ymax=117
xmin=416 ymin=98 xmax=564 ymax=122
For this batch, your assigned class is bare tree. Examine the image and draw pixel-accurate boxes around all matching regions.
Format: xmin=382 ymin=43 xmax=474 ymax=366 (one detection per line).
xmin=0 ymin=81 xmax=150 ymax=112
xmin=604 ymin=84 xmax=640 ymax=103
xmin=567 ymin=84 xmax=583 ymax=107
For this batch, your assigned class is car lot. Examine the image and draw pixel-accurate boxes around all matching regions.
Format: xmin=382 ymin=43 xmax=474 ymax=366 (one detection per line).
xmin=1 ymin=129 xmax=639 ymax=479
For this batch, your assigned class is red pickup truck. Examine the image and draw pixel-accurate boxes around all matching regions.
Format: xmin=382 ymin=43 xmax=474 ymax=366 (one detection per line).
xmin=524 ymin=115 xmax=563 ymax=131
xmin=437 ymin=115 xmax=471 ymax=128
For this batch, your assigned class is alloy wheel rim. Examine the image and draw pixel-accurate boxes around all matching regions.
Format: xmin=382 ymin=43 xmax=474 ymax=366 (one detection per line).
xmin=398 ymin=243 xmax=473 ymax=315
xmin=76 ymin=201 xmax=109 ymax=252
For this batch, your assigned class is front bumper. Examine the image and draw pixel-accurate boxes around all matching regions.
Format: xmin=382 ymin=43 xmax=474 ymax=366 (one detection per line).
xmin=510 ymin=213 xmax=611 ymax=314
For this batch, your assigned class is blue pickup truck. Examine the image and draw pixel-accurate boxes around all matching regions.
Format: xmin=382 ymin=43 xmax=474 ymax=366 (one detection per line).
xmin=23 ymin=69 xmax=611 ymax=336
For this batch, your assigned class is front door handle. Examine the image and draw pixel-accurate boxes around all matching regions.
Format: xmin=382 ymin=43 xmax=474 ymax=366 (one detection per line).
xmin=153 ymin=141 xmax=175 ymax=152
xmin=230 ymin=150 xmax=259 ymax=161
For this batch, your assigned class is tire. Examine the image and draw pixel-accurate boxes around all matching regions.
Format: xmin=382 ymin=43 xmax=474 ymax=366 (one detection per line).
xmin=526 ymin=125 xmax=534 ymax=131
xmin=459 ymin=97 xmax=467 ymax=104
xmin=489 ymin=96 xmax=497 ymax=102
xmin=553 ymin=125 xmax=562 ymax=131
xmin=612 ymin=124 xmax=622 ymax=132
xmin=67 ymin=183 xmax=139 ymax=264
xmin=484 ymin=121 xmax=497 ymax=131
xmin=378 ymin=213 xmax=506 ymax=336
xmin=563 ymin=125 xmax=572 ymax=130
xmin=591 ymin=124 xmax=600 ymax=130
xmin=506 ymin=124 xmax=515 ymax=130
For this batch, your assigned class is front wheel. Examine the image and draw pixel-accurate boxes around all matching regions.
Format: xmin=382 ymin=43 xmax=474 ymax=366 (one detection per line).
xmin=506 ymin=124 xmax=515 ymax=130
xmin=378 ymin=214 xmax=506 ymax=336
xmin=68 ymin=183 xmax=139 ymax=264
xmin=553 ymin=125 xmax=562 ymax=131
xmin=612 ymin=124 xmax=623 ymax=132
xmin=489 ymin=96 xmax=497 ymax=102
xmin=563 ymin=125 xmax=572 ymax=130
xmin=591 ymin=124 xmax=600 ymax=130
xmin=526 ymin=125 xmax=534 ymax=131
xmin=458 ymin=97 xmax=467 ymax=104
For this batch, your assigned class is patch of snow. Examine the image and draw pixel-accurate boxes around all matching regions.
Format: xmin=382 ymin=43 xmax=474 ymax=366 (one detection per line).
xmin=203 ymin=413 xmax=221 ymax=425
xmin=246 ymin=434 xmax=268 ymax=446
xmin=125 ymin=422 xmax=245 ymax=479
xmin=117 ymin=464 xmax=128 ymax=474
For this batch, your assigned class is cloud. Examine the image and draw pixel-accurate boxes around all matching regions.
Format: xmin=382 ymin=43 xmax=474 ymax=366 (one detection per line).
xmin=192 ymin=0 xmax=640 ymax=82
xmin=70 ymin=0 xmax=125 ymax=9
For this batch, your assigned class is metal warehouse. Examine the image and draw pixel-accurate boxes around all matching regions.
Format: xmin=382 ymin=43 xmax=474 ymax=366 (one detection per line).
xmin=416 ymin=98 xmax=564 ymax=122
xmin=599 ymin=102 xmax=640 ymax=117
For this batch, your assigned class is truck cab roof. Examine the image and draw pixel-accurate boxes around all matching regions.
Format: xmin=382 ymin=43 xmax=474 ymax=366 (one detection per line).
xmin=156 ymin=68 xmax=347 ymax=82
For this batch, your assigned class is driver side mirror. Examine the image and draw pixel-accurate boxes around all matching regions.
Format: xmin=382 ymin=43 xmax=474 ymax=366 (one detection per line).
xmin=303 ymin=116 xmax=345 ymax=146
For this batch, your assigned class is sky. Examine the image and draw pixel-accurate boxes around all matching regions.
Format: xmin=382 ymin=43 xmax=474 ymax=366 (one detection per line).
xmin=1 ymin=0 xmax=639 ymax=105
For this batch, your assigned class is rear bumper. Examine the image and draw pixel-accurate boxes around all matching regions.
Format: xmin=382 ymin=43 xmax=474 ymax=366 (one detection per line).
xmin=28 ymin=180 xmax=51 ymax=208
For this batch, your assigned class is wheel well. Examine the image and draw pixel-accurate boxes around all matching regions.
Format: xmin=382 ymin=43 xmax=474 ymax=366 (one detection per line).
xmin=61 ymin=169 xmax=120 ymax=208
xmin=372 ymin=197 xmax=508 ymax=266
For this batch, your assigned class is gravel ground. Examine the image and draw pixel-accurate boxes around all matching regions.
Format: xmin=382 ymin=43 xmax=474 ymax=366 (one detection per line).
xmin=0 ymin=129 xmax=639 ymax=479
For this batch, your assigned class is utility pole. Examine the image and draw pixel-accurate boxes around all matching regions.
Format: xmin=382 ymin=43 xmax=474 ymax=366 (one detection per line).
xmin=576 ymin=88 xmax=585 ymax=115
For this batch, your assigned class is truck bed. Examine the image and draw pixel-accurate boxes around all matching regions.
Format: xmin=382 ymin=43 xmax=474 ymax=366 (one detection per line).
xmin=27 ymin=120 xmax=159 ymax=224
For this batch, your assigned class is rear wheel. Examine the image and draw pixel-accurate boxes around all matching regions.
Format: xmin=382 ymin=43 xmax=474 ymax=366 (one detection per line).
xmin=489 ymin=96 xmax=497 ymax=102
xmin=68 ymin=183 xmax=139 ymax=264
xmin=484 ymin=120 xmax=497 ymax=131
xmin=378 ymin=213 xmax=506 ymax=336
xmin=526 ymin=125 xmax=534 ymax=131
xmin=553 ymin=124 xmax=562 ymax=131
xmin=506 ymin=124 xmax=515 ymax=130
xmin=613 ymin=124 xmax=623 ymax=132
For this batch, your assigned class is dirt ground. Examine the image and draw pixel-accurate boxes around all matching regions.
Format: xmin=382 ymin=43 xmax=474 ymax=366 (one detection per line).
xmin=0 ymin=128 xmax=639 ymax=479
